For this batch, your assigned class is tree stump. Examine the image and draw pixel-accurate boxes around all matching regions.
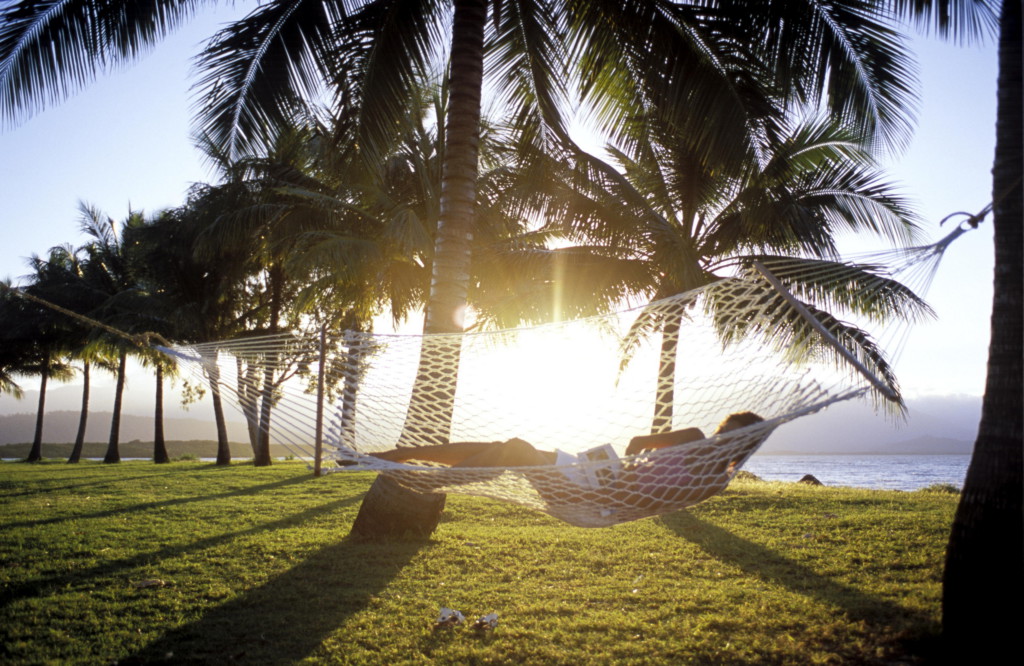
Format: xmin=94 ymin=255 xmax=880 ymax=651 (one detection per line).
xmin=350 ymin=474 xmax=446 ymax=539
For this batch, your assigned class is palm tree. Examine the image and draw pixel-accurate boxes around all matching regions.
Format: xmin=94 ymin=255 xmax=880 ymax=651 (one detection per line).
xmin=20 ymin=243 xmax=103 ymax=464
xmin=0 ymin=0 xmax=921 ymax=353
xmin=0 ymin=287 xmax=28 ymax=400
xmin=885 ymin=0 xmax=1021 ymax=656
xmin=127 ymin=203 xmax=253 ymax=465
xmin=75 ymin=203 xmax=148 ymax=464
xmin=550 ymin=117 xmax=931 ymax=431
xmin=2 ymin=0 xmax=924 ymax=536
xmin=17 ymin=247 xmax=90 ymax=462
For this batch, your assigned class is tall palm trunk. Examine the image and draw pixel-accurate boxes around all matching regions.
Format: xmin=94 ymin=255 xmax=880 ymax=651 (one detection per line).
xmin=254 ymin=265 xmax=284 ymax=467
xmin=254 ymin=358 xmax=276 ymax=466
xmin=103 ymin=350 xmax=127 ymax=464
xmin=68 ymin=361 xmax=89 ymax=463
xmin=153 ymin=363 xmax=170 ymax=463
xmin=652 ymin=314 xmax=681 ymax=434
xmin=207 ymin=361 xmax=231 ymax=465
xmin=26 ymin=367 xmax=47 ymax=462
xmin=942 ymin=0 xmax=1023 ymax=657
xmin=351 ymin=0 xmax=486 ymax=539
xmin=237 ymin=357 xmax=261 ymax=452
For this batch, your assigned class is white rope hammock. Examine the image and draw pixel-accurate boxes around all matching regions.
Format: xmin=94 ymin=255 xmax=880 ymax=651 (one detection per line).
xmin=160 ymin=227 xmax=966 ymax=527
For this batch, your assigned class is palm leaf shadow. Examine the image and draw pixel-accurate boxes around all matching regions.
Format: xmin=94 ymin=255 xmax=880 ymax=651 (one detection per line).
xmin=121 ymin=535 xmax=428 ymax=664
xmin=659 ymin=511 xmax=940 ymax=653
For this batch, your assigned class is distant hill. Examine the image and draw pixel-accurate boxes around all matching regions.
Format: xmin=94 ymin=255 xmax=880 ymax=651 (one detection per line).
xmin=0 ymin=440 xmax=295 ymax=460
xmin=0 ymin=410 xmax=249 ymax=445
xmin=760 ymin=396 xmax=978 ymax=455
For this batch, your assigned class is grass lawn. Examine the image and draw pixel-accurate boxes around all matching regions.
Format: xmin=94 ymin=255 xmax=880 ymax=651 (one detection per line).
xmin=0 ymin=460 xmax=957 ymax=664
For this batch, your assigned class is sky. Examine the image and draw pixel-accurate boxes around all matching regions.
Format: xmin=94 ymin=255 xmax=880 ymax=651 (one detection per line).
xmin=0 ymin=8 xmax=1001 ymax=440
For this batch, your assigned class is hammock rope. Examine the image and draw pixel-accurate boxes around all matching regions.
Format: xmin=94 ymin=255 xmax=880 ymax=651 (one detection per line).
xmin=165 ymin=258 xmax=920 ymax=526
xmin=2 ymin=222 xmax=976 ymax=527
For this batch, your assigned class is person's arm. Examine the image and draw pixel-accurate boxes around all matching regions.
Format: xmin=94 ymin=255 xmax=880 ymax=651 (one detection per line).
xmin=625 ymin=427 xmax=705 ymax=456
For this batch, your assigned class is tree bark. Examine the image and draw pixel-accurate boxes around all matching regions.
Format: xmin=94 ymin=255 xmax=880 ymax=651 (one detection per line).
xmin=350 ymin=474 xmax=447 ymax=540
xmin=26 ymin=369 xmax=47 ymax=462
xmin=68 ymin=361 xmax=89 ymax=463
xmin=153 ymin=363 xmax=170 ymax=463
xmin=351 ymin=0 xmax=487 ymax=539
xmin=208 ymin=362 xmax=231 ymax=465
xmin=652 ymin=314 xmax=681 ymax=434
xmin=942 ymin=0 xmax=1023 ymax=658
xmin=103 ymin=350 xmax=127 ymax=464
xmin=237 ymin=357 xmax=261 ymax=453
xmin=254 ymin=357 xmax=275 ymax=467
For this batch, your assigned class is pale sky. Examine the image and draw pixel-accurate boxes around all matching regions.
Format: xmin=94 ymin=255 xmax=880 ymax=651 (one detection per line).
xmin=0 ymin=7 xmax=1000 ymax=415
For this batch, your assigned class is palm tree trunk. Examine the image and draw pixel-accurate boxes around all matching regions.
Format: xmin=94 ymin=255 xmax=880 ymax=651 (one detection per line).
xmin=153 ymin=363 xmax=170 ymax=463
xmin=255 ymin=359 xmax=275 ymax=467
xmin=68 ymin=361 xmax=90 ymax=463
xmin=339 ymin=330 xmax=362 ymax=451
xmin=237 ymin=357 xmax=261 ymax=453
xmin=26 ymin=369 xmax=47 ymax=462
xmin=207 ymin=361 xmax=231 ymax=465
xmin=652 ymin=314 xmax=681 ymax=434
xmin=942 ymin=1 xmax=1023 ymax=657
xmin=352 ymin=0 xmax=487 ymax=539
xmin=103 ymin=350 xmax=127 ymax=464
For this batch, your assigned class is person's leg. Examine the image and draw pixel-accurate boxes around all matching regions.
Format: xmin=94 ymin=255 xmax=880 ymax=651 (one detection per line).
xmin=369 ymin=438 xmax=554 ymax=467
xmin=456 ymin=438 xmax=556 ymax=467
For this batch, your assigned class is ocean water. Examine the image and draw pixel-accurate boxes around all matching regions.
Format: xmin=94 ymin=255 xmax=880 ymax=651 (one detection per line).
xmin=742 ymin=454 xmax=971 ymax=491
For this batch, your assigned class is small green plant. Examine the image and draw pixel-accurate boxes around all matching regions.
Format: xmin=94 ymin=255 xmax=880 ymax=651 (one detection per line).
xmin=734 ymin=470 xmax=763 ymax=482
xmin=918 ymin=482 xmax=960 ymax=494
xmin=173 ymin=453 xmax=199 ymax=462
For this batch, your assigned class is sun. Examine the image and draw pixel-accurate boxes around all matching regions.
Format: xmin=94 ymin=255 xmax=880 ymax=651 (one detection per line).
xmin=450 ymin=320 xmax=650 ymax=452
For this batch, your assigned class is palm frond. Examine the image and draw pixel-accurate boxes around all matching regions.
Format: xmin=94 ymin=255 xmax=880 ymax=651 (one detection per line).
xmin=0 ymin=0 xmax=204 ymax=125
xmin=192 ymin=0 xmax=340 ymax=159
xmin=734 ymin=255 xmax=935 ymax=324
xmin=485 ymin=0 xmax=569 ymax=150
xmin=706 ymin=276 xmax=904 ymax=408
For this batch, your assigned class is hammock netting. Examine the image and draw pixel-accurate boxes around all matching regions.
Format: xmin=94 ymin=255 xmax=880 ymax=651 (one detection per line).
xmin=161 ymin=246 xmax=947 ymax=527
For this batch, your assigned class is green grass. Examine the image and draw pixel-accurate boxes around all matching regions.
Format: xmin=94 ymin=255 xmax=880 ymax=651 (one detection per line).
xmin=0 ymin=461 xmax=956 ymax=664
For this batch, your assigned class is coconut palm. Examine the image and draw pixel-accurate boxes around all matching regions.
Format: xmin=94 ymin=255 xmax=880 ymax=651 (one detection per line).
xmin=550 ymin=117 xmax=933 ymax=431
xmin=18 ymin=243 xmax=108 ymax=464
xmin=74 ymin=203 xmax=149 ymax=464
xmin=2 ymin=0 xmax=924 ymax=536
xmin=126 ymin=202 xmax=254 ymax=465
xmin=15 ymin=245 xmax=97 ymax=462
xmin=0 ymin=0 xmax=921 ymax=346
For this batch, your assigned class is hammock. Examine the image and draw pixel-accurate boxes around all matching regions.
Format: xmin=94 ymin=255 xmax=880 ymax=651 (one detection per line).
xmin=162 ymin=237 xmax=954 ymax=527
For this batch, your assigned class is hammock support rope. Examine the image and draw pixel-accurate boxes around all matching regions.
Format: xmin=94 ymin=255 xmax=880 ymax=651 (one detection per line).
xmin=166 ymin=259 xmax=914 ymax=527
xmin=2 ymin=223 xmax=976 ymax=527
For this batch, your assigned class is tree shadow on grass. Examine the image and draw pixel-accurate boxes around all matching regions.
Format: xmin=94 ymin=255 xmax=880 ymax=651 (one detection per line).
xmin=0 ymin=491 xmax=363 ymax=610
xmin=2 ymin=472 xmax=312 ymax=530
xmin=120 ymin=536 xmax=429 ymax=665
xmin=0 ymin=469 xmax=185 ymax=499
xmin=659 ymin=511 xmax=939 ymax=656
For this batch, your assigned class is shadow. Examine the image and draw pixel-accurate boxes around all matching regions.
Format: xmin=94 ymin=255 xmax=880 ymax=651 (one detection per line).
xmin=2 ymin=473 xmax=312 ymax=530
xmin=120 ymin=537 xmax=429 ymax=664
xmin=0 ymin=469 xmax=187 ymax=499
xmin=659 ymin=511 xmax=934 ymax=629
xmin=0 ymin=492 xmax=363 ymax=610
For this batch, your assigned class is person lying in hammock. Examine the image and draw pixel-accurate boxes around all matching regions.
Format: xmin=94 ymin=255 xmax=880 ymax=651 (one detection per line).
xmin=370 ymin=411 xmax=765 ymax=513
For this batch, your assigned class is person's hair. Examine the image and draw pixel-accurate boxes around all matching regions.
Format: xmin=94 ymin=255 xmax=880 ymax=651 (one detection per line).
xmin=714 ymin=411 xmax=764 ymax=434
